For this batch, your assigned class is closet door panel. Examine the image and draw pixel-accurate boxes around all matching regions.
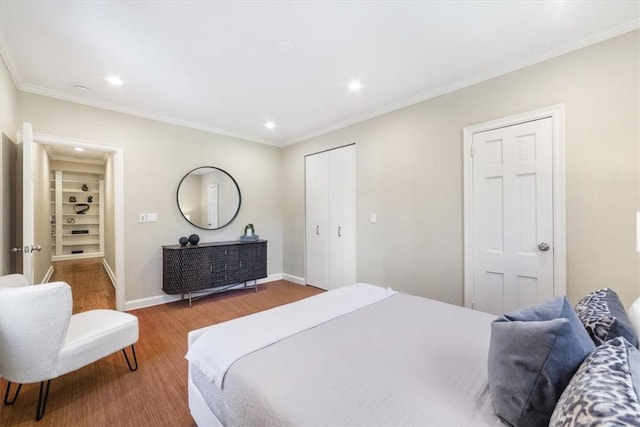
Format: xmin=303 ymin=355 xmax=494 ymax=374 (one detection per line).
xmin=339 ymin=145 xmax=356 ymax=287
xmin=305 ymin=152 xmax=330 ymax=289
xmin=328 ymin=146 xmax=356 ymax=289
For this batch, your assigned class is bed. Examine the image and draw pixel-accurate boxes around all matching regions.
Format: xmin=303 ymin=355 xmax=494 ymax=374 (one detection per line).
xmin=186 ymin=283 xmax=503 ymax=426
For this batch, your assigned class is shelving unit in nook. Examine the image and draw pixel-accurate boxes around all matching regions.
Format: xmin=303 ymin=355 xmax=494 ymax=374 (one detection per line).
xmin=50 ymin=170 xmax=104 ymax=260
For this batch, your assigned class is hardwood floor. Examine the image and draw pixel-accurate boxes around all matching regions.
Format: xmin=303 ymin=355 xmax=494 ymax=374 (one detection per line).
xmin=0 ymin=263 xmax=323 ymax=426
xmin=50 ymin=258 xmax=115 ymax=313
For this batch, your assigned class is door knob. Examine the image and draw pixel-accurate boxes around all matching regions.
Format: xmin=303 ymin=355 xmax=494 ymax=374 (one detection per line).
xmin=10 ymin=247 xmax=22 ymax=253
xmin=538 ymin=242 xmax=550 ymax=252
xmin=31 ymin=245 xmax=42 ymax=252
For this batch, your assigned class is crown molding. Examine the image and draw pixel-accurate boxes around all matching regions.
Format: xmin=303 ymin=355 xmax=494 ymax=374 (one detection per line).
xmin=282 ymin=20 xmax=640 ymax=146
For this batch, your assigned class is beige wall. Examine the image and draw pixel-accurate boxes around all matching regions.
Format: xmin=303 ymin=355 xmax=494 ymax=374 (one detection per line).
xmin=9 ymin=30 xmax=639 ymax=308
xmin=1 ymin=56 xmax=19 ymax=275
xmin=283 ymin=30 xmax=640 ymax=307
xmin=17 ymin=93 xmax=283 ymax=302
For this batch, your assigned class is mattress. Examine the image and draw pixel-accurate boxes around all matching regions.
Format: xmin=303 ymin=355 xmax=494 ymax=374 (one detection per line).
xmin=189 ymin=290 xmax=503 ymax=426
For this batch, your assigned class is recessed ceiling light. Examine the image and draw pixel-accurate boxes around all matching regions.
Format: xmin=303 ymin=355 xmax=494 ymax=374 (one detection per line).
xmin=106 ymin=76 xmax=123 ymax=86
xmin=74 ymin=147 xmax=85 ymax=152
xmin=74 ymin=84 xmax=91 ymax=92
xmin=348 ymin=80 xmax=362 ymax=91
xmin=265 ymin=121 xmax=276 ymax=129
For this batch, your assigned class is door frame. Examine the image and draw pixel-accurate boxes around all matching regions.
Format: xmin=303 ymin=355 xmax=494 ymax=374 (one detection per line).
xmin=23 ymin=130 xmax=126 ymax=312
xmin=462 ymin=104 xmax=566 ymax=309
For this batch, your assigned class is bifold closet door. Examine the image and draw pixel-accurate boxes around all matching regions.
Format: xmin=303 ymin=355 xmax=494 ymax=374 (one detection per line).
xmin=328 ymin=145 xmax=356 ymax=289
xmin=305 ymin=152 xmax=330 ymax=288
xmin=305 ymin=145 xmax=355 ymax=290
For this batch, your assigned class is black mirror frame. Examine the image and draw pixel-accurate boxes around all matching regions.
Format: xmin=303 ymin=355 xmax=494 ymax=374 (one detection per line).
xmin=176 ymin=166 xmax=242 ymax=231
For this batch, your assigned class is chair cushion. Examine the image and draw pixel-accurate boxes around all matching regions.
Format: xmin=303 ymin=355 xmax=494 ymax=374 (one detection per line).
xmin=0 ymin=282 xmax=72 ymax=383
xmin=0 ymin=274 xmax=31 ymax=288
xmin=57 ymin=309 xmax=139 ymax=376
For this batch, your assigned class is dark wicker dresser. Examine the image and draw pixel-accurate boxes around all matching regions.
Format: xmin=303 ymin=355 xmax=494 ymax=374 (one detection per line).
xmin=162 ymin=240 xmax=267 ymax=306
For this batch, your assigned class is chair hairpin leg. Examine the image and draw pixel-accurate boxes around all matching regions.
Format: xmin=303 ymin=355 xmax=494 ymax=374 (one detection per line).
xmin=122 ymin=344 xmax=138 ymax=372
xmin=35 ymin=380 xmax=51 ymax=421
xmin=3 ymin=381 xmax=22 ymax=405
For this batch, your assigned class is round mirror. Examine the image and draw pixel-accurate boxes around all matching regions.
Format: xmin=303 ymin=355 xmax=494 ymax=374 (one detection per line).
xmin=176 ymin=166 xmax=241 ymax=230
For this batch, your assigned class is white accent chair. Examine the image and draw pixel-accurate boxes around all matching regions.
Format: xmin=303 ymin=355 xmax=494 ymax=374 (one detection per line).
xmin=0 ymin=276 xmax=139 ymax=421
xmin=0 ymin=273 xmax=31 ymax=287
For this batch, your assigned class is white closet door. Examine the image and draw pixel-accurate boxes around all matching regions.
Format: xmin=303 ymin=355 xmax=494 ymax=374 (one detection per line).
xmin=329 ymin=145 xmax=356 ymax=289
xmin=305 ymin=152 xmax=330 ymax=289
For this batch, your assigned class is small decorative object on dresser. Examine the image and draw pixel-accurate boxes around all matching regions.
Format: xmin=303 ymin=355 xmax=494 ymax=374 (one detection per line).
xmin=188 ymin=234 xmax=200 ymax=245
xmin=240 ymin=223 xmax=259 ymax=242
xmin=179 ymin=236 xmax=189 ymax=246
xmin=162 ymin=240 xmax=267 ymax=306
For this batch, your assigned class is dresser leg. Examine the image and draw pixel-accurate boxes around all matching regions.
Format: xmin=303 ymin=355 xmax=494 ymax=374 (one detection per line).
xmin=189 ymin=292 xmax=192 ymax=307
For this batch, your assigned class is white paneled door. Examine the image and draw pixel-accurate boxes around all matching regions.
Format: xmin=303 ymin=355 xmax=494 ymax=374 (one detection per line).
xmin=471 ymin=117 xmax=554 ymax=314
xmin=19 ymin=123 xmax=38 ymax=283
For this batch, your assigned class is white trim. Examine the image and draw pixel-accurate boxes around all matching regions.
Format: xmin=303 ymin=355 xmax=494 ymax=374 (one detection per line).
xmin=41 ymin=265 xmax=54 ymax=283
xmin=102 ymin=258 xmax=117 ymax=289
xmin=18 ymin=83 xmax=279 ymax=147
xmin=52 ymin=252 xmax=104 ymax=262
xmin=3 ymin=22 xmax=635 ymax=149
xmin=29 ymin=131 xmax=126 ymax=311
xmin=123 ymin=273 xmax=285 ymax=311
xmin=282 ymin=273 xmax=306 ymax=285
xmin=283 ymin=22 xmax=638 ymax=146
xmin=463 ymin=104 xmax=566 ymax=309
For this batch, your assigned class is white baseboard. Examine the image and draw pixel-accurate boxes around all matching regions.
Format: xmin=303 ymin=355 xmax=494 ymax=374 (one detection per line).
xmin=102 ymin=259 xmax=117 ymax=289
xmin=123 ymin=273 xmax=285 ymax=311
xmin=282 ymin=273 xmax=305 ymax=285
xmin=52 ymin=252 xmax=105 ymax=262
xmin=42 ymin=266 xmax=54 ymax=283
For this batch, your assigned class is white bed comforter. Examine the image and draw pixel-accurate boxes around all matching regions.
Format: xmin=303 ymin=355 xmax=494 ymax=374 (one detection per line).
xmin=189 ymin=288 xmax=502 ymax=426
xmin=186 ymin=283 xmax=396 ymax=387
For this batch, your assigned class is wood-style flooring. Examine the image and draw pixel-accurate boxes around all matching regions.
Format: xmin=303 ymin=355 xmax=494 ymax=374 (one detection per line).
xmin=0 ymin=259 xmax=323 ymax=426
xmin=50 ymin=259 xmax=116 ymax=313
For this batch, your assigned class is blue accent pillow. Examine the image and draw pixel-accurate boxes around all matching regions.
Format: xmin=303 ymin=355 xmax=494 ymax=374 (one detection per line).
xmin=549 ymin=337 xmax=640 ymax=426
xmin=575 ymin=288 xmax=639 ymax=348
xmin=488 ymin=296 xmax=595 ymax=427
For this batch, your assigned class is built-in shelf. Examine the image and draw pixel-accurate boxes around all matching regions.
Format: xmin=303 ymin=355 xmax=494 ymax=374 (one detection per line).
xmin=51 ymin=170 xmax=105 ymax=261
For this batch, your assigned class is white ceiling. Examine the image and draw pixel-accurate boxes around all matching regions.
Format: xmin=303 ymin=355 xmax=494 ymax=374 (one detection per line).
xmin=1 ymin=1 xmax=638 ymax=147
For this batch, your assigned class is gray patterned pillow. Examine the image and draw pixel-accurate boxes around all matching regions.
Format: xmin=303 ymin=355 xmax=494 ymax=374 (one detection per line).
xmin=549 ymin=337 xmax=640 ymax=426
xmin=575 ymin=288 xmax=639 ymax=348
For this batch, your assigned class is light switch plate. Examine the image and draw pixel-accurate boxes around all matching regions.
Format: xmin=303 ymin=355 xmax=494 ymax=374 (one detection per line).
xmin=370 ymin=213 xmax=377 ymax=224
xmin=147 ymin=213 xmax=158 ymax=222
xmin=139 ymin=213 xmax=147 ymax=223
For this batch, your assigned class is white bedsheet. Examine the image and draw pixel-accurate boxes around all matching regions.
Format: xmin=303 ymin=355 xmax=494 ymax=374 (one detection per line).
xmin=189 ymin=290 xmax=503 ymax=426
xmin=186 ymin=283 xmax=396 ymax=387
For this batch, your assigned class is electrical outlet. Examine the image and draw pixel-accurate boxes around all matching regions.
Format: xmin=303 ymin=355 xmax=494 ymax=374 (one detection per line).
xmin=139 ymin=213 xmax=147 ymax=223
xmin=370 ymin=213 xmax=377 ymax=224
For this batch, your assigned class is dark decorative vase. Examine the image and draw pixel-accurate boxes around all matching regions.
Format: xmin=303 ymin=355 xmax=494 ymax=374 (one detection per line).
xmin=179 ymin=236 xmax=189 ymax=246
xmin=188 ymin=234 xmax=200 ymax=245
